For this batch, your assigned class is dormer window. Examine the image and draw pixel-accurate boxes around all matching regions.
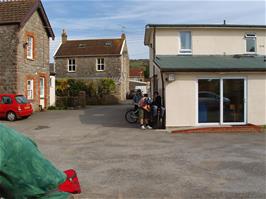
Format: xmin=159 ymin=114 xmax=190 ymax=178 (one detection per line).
xmin=245 ymin=33 xmax=256 ymax=53
xmin=179 ymin=31 xmax=192 ymax=54
xmin=27 ymin=36 xmax=34 ymax=59
xmin=68 ymin=59 xmax=76 ymax=72
xmin=104 ymin=42 xmax=112 ymax=47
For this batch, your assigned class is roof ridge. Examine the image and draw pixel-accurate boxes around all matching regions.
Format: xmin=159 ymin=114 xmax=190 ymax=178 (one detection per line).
xmin=65 ymin=38 xmax=123 ymax=42
xmin=0 ymin=0 xmax=36 ymax=3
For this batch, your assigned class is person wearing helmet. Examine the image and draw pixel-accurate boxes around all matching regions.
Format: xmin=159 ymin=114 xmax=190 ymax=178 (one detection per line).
xmin=132 ymin=89 xmax=142 ymax=110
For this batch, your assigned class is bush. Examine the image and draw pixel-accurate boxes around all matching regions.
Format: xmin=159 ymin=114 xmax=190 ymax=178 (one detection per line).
xmin=56 ymin=79 xmax=87 ymax=97
xmin=56 ymin=78 xmax=117 ymax=106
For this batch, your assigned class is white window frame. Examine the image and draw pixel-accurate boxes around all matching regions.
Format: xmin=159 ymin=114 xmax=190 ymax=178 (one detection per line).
xmin=27 ymin=80 xmax=34 ymax=100
xmin=68 ymin=58 xmax=76 ymax=72
xmin=27 ymin=36 xmax=34 ymax=59
xmin=195 ymin=77 xmax=247 ymax=126
xmin=245 ymin=33 xmax=256 ymax=54
xmin=96 ymin=58 xmax=105 ymax=71
xmin=179 ymin=31 xmax=192 ymax=54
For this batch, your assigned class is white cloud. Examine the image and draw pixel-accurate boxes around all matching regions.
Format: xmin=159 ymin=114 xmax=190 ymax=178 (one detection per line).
xmin=47 ymin=0 xmax=265 ymax=62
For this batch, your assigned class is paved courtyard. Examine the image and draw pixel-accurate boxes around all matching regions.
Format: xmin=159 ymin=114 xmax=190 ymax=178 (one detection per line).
xmin=2 ymin=105 xmax=266 ymax=199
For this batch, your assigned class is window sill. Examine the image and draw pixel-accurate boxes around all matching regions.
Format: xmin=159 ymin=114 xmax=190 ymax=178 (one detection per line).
xmin=96 ymin=70 xmax=105 ymax=72
xmin=178 ymin=52 xmax=192 ymax=56
xmin=27 ymin=57 xmax=34 ymax=61
xmin=67 ymin=71 xmax=76 ymax=73
xmin=245 ymin=52 xmax=256 ymax=55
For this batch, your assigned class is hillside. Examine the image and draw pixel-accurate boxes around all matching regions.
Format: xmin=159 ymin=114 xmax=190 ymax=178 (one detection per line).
xmin=130 ymin=59 xmax=149 ymax=78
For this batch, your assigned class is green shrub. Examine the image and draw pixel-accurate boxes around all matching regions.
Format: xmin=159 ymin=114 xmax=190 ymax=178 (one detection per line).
xmin=56 ymin=78 xmax=116 ymax=106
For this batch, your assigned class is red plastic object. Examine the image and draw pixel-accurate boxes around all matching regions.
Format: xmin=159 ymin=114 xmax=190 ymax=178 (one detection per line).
xmin=58 ymin=169 xmax=81 ymax=194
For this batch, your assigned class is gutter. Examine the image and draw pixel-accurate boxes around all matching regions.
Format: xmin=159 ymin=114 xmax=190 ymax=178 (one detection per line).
xmin=146 ymin=24 xmax=266 ymax=29
xmin=54 ymin=54 xmax=122 ymax=58
xmin=160 ymin=68 xmax=266 ymax=72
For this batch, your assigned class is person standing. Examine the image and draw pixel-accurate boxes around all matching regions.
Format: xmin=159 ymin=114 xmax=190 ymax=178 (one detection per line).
xmin=138 ymin=94 xmax=153 ymax=130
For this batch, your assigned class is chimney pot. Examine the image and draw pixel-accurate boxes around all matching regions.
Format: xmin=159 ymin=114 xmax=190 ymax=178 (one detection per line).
xmin=62 ymin=29 xmax=68 ymax=44
xmin=121 ymin=33 xmax=126 ymax=40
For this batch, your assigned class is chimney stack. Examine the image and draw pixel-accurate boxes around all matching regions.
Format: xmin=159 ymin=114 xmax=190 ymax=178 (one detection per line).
xmin=223 ymin=19 xmax=226 ymax=25
xmin=62 ymin=29 xmax=67 ymax=44
xmin=121 ymin=33 xmax=126 ymax=40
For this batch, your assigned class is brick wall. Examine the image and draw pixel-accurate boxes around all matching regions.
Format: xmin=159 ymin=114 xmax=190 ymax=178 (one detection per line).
xmin=16 ymin=11 xmax=50 ymax=111
xmin=0 ymin=25 xmax=19 ymax=93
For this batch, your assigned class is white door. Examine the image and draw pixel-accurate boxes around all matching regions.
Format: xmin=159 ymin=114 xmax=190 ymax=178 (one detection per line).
xmin=40 ymin=77 xmax=45 ymax=109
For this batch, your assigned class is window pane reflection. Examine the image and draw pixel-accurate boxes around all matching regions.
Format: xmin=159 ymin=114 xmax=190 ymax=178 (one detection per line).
xmin=198 ymin=79 xmax=220 ymax=123
xmin=223 ymin=79 xmax=244 ymax=123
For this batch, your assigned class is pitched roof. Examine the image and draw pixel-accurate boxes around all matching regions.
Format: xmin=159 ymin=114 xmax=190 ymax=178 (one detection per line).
xmin=54 ymin=38 xmax=125 ymax=57
xmin=0 ymin=0 xmax=54 ymax=38
xmin=155 ymin=55 xmax=266 ymax=72
xmin=130 ymin=68 xmax=144 ymax=77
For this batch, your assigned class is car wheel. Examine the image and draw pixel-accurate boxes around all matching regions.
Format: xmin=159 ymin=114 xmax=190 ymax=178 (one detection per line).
xmin=6 ymin=111 xmax=16 ymax=121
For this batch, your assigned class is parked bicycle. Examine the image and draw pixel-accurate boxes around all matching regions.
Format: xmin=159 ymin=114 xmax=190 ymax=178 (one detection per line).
xmin=125 ymin=107 xmax=139 ymax=123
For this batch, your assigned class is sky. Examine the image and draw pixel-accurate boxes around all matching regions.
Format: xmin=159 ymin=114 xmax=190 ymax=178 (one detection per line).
xmin=42 ymin=0 xmax=266 ymax=62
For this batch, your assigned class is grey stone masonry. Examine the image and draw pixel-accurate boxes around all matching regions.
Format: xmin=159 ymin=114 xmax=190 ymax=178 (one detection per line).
xmin=56 ymin=56 xmax=122 ymax=80
xmin=0 ymin=25 xmax=19 ymax=93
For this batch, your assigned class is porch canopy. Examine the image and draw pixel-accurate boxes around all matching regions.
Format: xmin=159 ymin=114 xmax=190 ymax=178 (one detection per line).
xmin=155 ymin=55 xmax=266 ymax=72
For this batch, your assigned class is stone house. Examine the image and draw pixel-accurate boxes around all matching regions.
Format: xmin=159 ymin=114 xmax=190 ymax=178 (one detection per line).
xmin=54 ymin=31 xmax=129 ymax=101
xmin=0 ymin=0 xmax=54 ymax=111
xmin=144 ymin=23 xmax=266 ymax=127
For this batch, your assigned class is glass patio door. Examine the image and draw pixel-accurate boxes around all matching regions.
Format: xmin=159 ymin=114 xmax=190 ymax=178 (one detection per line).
xmin=198 ymin=78 xmax=246 ymax=124
xmin=222 ymin=78 xmax=245 ymax=124
xmin=198 ymin=79 xmax=220 ymax=123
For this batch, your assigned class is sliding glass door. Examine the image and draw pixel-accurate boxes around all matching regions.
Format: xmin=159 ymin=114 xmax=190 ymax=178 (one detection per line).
xmin=198 ymin=78 xmax=246 ymax=124
xmin=198 ymin=79 xmax=220 ymax=123
xmin=223 ymin=79 xmax=245 ymax=123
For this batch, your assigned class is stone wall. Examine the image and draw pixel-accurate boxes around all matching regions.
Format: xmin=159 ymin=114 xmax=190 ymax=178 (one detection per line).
xmin=0 ymin=25 xmax=19 ymax=93
xmin=16 ymin=11 xmax=50 ymax=111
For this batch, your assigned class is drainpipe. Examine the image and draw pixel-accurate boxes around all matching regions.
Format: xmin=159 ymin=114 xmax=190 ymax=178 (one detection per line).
xmin=152 ymin=27 xmax=156 ymax=94
xmin=160 ymin=71 xmax=165 ymax=107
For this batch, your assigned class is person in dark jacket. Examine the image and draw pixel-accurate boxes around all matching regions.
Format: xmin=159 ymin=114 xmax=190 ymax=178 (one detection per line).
xmin=152 ymin=91 xmax=165 ymax=118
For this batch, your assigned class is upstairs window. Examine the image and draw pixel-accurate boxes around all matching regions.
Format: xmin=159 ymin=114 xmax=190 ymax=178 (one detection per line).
xmin=180 ymin=31 xmax=192 ymax=54
xmin=68 ymin=59 xmax=76 ymax=72
xmin=96 ymin=58 xmax=105 ymax=71
xmin=27 ymin=36 xmax=34 ymax=59
xmin=27 ymin=80 xmax=34 ymax=100
xmin=245 ymin=33 xmax=256 ymax=53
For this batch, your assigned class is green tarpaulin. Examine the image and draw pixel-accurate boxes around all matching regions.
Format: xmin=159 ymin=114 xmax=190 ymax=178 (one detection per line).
xmin=0 ymin=124 xmax=69 ymax=199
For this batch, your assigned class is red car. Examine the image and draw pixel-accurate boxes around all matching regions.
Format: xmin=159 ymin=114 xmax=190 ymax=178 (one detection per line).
xmin=0 ymin=94 xmax=33 ymax=121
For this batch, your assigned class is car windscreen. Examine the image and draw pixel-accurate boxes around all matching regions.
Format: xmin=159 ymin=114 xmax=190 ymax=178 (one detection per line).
xmin=15 ymin=95 xmax=28 ymax=104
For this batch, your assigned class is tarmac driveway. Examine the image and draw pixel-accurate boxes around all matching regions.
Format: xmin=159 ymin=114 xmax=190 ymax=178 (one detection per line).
xmin=2 ymin=105 xmax=266 ymax=199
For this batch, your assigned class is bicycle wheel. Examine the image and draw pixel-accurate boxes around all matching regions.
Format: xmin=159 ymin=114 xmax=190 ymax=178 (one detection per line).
xmin=125 ymin=110 xmax=138 ymax=123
